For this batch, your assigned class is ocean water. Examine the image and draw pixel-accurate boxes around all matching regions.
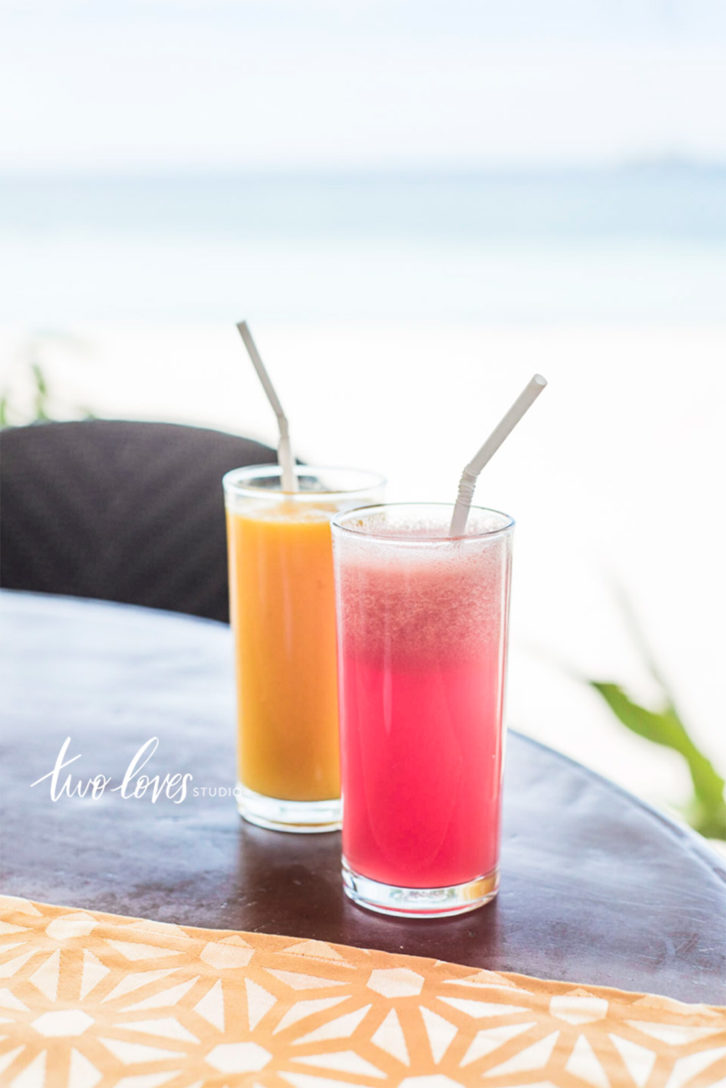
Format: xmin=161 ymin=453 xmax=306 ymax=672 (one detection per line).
xmin=2 ymin=165 xmax=725 ymax=326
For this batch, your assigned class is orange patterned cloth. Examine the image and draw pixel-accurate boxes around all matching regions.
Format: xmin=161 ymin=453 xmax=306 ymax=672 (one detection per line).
xmin=0 ymin=894 xmax=725 ymax=1088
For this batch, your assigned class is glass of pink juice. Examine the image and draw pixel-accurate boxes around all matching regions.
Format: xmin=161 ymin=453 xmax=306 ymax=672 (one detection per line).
xmin=331 ymin=503 xmax=513 ymax=917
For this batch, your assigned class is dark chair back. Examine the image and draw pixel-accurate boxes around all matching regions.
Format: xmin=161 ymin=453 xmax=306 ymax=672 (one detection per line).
xmin=0 ymin=419 xmax=276 ymax=622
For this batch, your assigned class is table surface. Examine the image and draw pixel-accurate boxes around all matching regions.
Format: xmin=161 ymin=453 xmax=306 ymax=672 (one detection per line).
xmin=2 ymin=589 xmax=725 ymax=1005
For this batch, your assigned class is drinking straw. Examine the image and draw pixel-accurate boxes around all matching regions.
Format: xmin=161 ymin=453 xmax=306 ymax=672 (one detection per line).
xmin=236 ymin=320 xmax=298 ymax=492
xmin=449 ymin=373 xmax=547 ymax=536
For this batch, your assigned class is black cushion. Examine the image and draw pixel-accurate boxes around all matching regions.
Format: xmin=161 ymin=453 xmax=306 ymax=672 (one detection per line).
xmin=0 ymin=419 xmax=276 ymax=622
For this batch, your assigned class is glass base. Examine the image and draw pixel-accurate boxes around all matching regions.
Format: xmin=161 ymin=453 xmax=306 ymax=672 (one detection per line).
xmin=342 ymin=858 xmax=499 ymax=918
xmin=236 ymin=783 xmax=341 ymax=834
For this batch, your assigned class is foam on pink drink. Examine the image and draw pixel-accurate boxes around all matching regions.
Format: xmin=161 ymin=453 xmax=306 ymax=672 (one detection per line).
xmin=334 ymin=511 xmax=511 ymax=890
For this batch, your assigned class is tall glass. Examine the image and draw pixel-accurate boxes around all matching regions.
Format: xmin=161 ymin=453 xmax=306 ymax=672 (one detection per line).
xmin=331 ymin=503 xmax=513 ymax=916
xmin=224 ymin=465 xmax=384 ymax=833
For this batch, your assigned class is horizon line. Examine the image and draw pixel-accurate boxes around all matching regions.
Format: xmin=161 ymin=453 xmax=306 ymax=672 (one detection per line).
xmin=2 ymin=156 xmax=726 ymax=180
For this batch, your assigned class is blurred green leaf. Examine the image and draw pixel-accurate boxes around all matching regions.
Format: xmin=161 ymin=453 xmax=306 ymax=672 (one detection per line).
xmin=590 ymin=680 xmax=726 ymax=837
xmin=691 ymin=804 xmax=726 ymax=840
xmin=0 ymin=337 xmax=96 ymax=428
xmin=32 ymin=362 xmax=49 ymax=420
xmin=31 ymin=362 xmax=47 ymax=397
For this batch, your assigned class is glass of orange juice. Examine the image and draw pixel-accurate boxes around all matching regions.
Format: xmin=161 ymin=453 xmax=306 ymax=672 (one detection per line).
xmin=223 ymin=465 xmax=385 ymax=833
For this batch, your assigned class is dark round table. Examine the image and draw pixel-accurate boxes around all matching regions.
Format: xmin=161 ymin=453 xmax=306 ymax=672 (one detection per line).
xmin=2 ymin=590 xmax=725 ymax=1005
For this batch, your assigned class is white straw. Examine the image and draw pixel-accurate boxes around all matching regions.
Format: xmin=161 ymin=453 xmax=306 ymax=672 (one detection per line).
xmin=449 ymin=373 xmax=547 ymax=536
xmin=236 ymin=320 xmax=297 ymax=492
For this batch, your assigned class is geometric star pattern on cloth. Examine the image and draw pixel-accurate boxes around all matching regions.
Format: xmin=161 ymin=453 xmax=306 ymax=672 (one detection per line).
xmin=0 ymin=895 xmax=725 ymax=1087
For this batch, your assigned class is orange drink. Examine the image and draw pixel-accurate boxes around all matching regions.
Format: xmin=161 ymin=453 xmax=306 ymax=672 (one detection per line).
xmin=223 ymin=465 xmax=384 ymax=832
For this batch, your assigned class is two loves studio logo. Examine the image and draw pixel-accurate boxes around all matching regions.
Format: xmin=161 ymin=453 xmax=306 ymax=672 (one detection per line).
xmin=30 ymin=736 xmax=194 ymax=804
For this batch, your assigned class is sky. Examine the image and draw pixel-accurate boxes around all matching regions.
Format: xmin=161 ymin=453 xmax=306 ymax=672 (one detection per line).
xmin=2 ymin=0 xmax=726 ymax=171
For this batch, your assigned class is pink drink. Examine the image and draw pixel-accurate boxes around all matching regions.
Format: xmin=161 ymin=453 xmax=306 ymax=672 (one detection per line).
xmin=332 ymin=504 xmax=513 ymax=916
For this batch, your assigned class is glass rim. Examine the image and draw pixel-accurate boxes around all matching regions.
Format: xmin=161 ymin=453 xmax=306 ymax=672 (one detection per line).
xmin=331 ymin=502 xmax=515 ymax=543
xmin=223 ymin=463 xmax=386 ymax=500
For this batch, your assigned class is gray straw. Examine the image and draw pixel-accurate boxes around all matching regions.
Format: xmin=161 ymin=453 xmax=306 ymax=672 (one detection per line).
xmin=236 ymin=320 xmax=298 ymax=492
xmin=449 ymin=373 xmax=547 ymax=536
